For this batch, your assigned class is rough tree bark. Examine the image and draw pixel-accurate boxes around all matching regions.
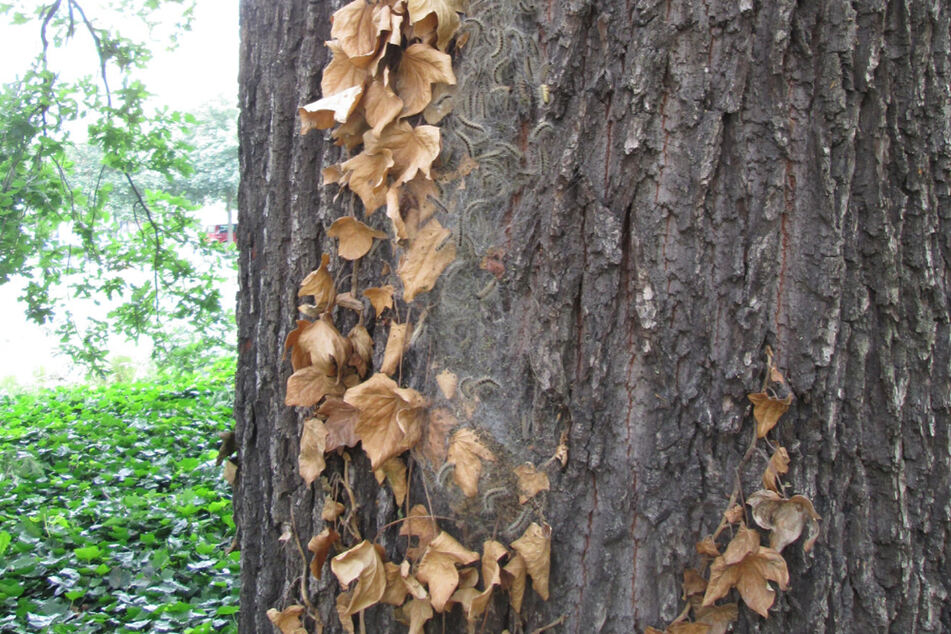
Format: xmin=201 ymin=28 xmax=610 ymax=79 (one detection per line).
xmin=236 ymin=0 xmax=950 ymax=632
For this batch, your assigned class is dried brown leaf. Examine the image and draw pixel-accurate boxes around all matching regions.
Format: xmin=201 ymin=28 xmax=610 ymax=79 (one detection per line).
xmin=723 ymin=504 xmax=745 ymax=525
xmin=502 ymin=551 xmax=527 ymax=614
xmin=762 ymin=446 xmax=790 ymax=493
xmin=298 ymin=313 xmax=351 ymax=378
xmin=344 ymin=373 xmax=427 ymax=469
xmin=331 ymin=540 xmax=387 ymax=616
xmin=328 ymin=216 xmax=387 ymax=260
xmin=447 ymin=428 xmax=495 ymax=497
xmin=331 ymin=0 xmax=385 ymax=63
xmin=285 ymin=366 xmax=346 ymax=407
xmin=748 ymin=489 xmax=821 ymax=553
xmin=394 ymin=42 xmax=456 ymax=115
xmin=417 ymin=531 xmax=479 ymax=611
xmin=423 ymin=83 xmax=455 ymax=124
xmin=420 ymin=407 xmax=456 ymax=466
xmin=682 ymin=568 xmax=707 ymax=598
xmin=298 ymin=253 xmax=335 ymax=312
xmin=266 ymin=605 xmax=307 ymax=634
xmin=322 ymin=498 xmax=346 ymax=522
xmin=319 ymin=397 xmax=361 ymax=452
xmin=695 ymin=536 xmax=720 ymax=558
xmin=299 ymin=418 xmax=328 ymax=486
xmin=308 ymin=527 xmax=340 ymax=578
xmin=513 ymin=462 xmax=550 ymax=504
xmin=380 ymin=321 xmax=411 ymax=376
xmin=510 ymin=522 xmax=551 ymax=600
xmin=366 ymin=121 xmax=441 ymax=185
xmin=374 ymin=456 xmax=408 ymax=506
xmin=347 ymin=324 xmax=373 ymax=378
xmin=341 ymin=148 xmax=393 ymax=214
xmin=695 ymin=602 xmax=738 ymax=634
xmin=381 ymin=561 xmax=409 ymax=606
xmin=701 ymin=526 xmax=789 ymax=618
xmin=435 ymin=370 xmax=457 ymax=400
xmin=299 ymin=85 xmax=363 ymax=134
xmin=365 ymin=74 xmax=404 ymax=135
xmin=404 ymin=597 xmax=434 ymax=634
xmin=400 ymin=503 xmax=437 ymax=561
xmin=283 ymin=319 xmax=313 ymax=371
xmin=321 ymin=40 xmax=370 ymax=97
xmin=747 ymin=391 xmax=793 ymax=438
xmin=406 ymin=0 xmax=464 ymax=51
xmin=398 ymin=218 xmax=456 ymax=303
xmin=363 ymin=285 xmax=395 ymax=316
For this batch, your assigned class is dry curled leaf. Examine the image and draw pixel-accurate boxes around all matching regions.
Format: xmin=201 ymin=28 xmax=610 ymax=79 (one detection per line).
xmin=347 ymin=324 xmax=373 ymax=378
xmin=321 ymin=40 xmax=370 ymax=97
xmin=406 ymin=0 xmax=464 ymax=51
xmin=328 ymin=216 xmax=387 ymax=260
xmin=298 ymin=313 xmax=351 ymax=379
xmin=402 ymin=597 xmax=434 ymax=634
xmin=366 ymin=121 xmax=441 ymax=185
xmin=308 ymin=527 xmax=340 ymax=578
xmin=695 ymin=536 xmax=720 ymax=558
xmin=511 ymin=522 xmax=551 ymax=600
xmin=435 ymin=370 xmax=457 ymax=400
xmin=374 ymin=456 xmax=408 ymax=506
xmin=285 ymin=365 xmax=346 ymax=407
xmin=331 ymin=540 xmax=387 ymax=617
xmin=398 ymin=218 xmax=456 ymax=303
xmin=284 ymin=319 xmax=313 ymax=371
xmin=394 ymin=42 xmax=456 ymax=115
xmin=320 ymin=397 xmax=361 ymax=452
xmin=420 ymin=406 xmax=456 ymax=466
xmin=762 ymin=446 xmax=790 ymax=493
xmin=513 ymin=462 xmax=550 ymax=504
xmin=341 ymin=148 xmax=394 ymax=214
xmin=701 ymin=525 xmax=789 ymax=618
xmin=747 ymin=489 xmax=821 ymax=553
xmin=363 ymin=285 xmax=395 ymax=316
xmin=695 ymin=602 xmax=738 ymax=634
xmin=299 ymin=84 xmax=363 ymax=134
xmin=299 ymin=418 xmax=328 ymax=486
xmin=682 ymin=568 xmax=707 ymax=598
xmin=365 ymin=73 xmax=404 ymax=134
xmin=381 ymin=561 xmax=409 ymax=606
xmin=222 ymin=459 xmax=237 ymax=486
xmin=502 ymin=551 xmax=526 ymax=614
xmin=400 ymin=503 xmax=437 ymax=561
xmin=380 ymin=320 xmax=411 ymax=376
xmin=417 ymin=531 xmax=479 ymax=611
xmin=446 ymin=428 xmax=495 ymax=497
xmin=723 ymin=504 xmax=745 ymax=525
xmin=322 ymin=498 xmax=346 ymax=522
xmin=298 ymin=253 xmax=336 ymax=312
xmin=747 ymin=391 xmax=793 ymax=438
xmin=266 ymin=605 xmax=307 ymax=634
xmin=345 ymin=373 xmax=427 ymax=469
xmin=331 ymin=0 xmax=386 ymax=63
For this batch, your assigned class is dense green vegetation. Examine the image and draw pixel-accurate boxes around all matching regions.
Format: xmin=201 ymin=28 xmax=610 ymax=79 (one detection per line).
xmin=0 ymin=358 xmax=238 ymax=633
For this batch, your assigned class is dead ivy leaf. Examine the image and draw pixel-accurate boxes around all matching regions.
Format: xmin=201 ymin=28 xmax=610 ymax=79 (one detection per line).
xmin=723 ymin=504 xmax=745 ymax=525
xmin=762 ymin=446 xmax=790 ymax=493
xmin=344 ymin=373 xmax=427 ymax=469
xmin=386 ymin=186 xmax=410 ymax=241
xmin=308 ymin=527 xmax=340 ymax=578
xmin=682 ymin=568 xmax=707 ymax=598
xmin=366 ymin=121 xmax=441 ymax=185
xmin=381 ymin=561 xmax=409 ymax=606
xmin=381 ymin=320 xmax=411 ymax=376
xmin=337 ymin=292 xmax=365 ymax=313
xmin=701 ymin=525 xmax=789 ymax=618
xmin=447 ymin=428 xmax=495 ymax=497
xmin=331 ymin=540 xmax=387 ymax=616
xmin=331 ymin=0 xmax=385 ymax=63
xmin=417 ymin=531 xmax=479 ymax=611
xmin=695 ymin=536 xmax=720 ymax=558
xmin=319 ymin=397 xmax=361 ymax=452
xmin=747 ymin=489 xmax=821 ymax=553
xmin=403 ymin=597 xmax=434 ymax=634
xmin=423 ymin=83 xmax=455 ymax=124
xmin=347 ymin=324 xmax=373 ymax=378
xmin=436 ymin=370 xmax=457 ymax=400
xmin=341 ymin=148 xmax=394 ymax=214
xmin=298 ymin=313 xmax=351 ymax=379
xmin=284 ymin=319 xmax=313 ymax=371
xmin=511 ymin=522 xmax=551 ymax=601
xmin=286 ymin=366 xmax=346 ymax=407
xmin=502 ymin=551 xmax=527 ymax=614
xmin=321 ymin=40 xmax=370 ymax=97
xmin=222 ymin=459 xmax=237 ymax=486
xmin=299 ymin=85 xmax=363 ymax=134
xmin=328 ymin=216 xmax=388 ymax=261
xmin=298 ymin=253 xmax=336 ymax=312
xmin=747 ymin=391 xmax=793 ymax=438
xmin=695 ymin=602 xmax=738 ymax=634
xmin=335 ymin=592 xmax=357 ymax=634
xmin=374 ymin=456 xmax=408 ymax=505
xmin=394 ymin=43 xmax=456 ymax=115
xmin=266 ymin=605 xmax=307 ymax=634
xmin=322 ymin=498 xmax=346 ymax=522
xmin=363 ymin=285 xmax=395 ymax=316
xmin=420 ymin=407 xmax=456 ymax=466
xmin=406 ymin=0 xmax=464 ymax=51
xmin=332 ymin=109 xmax=370 ymax=151
xmin=365 ymin=73 xmax=404 ymax=135
xmin=299 ymin=418 xmax=329 ymax=486
xmin=513 ymin=462 xmax=550 ymax=504
xmin=398 ymin=218 xmax=456 ymax=303
xmin=400 ymin=503 xmax=437 ymax=561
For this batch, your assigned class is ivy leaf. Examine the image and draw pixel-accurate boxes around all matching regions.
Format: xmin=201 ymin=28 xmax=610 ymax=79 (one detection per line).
xmin=381 ymin=561 xmax=410 ymax=606
xmin=363 ymin=285 xmax=395 ymax=316
xmin=299 ymin=85 xmax=363 ymax=134
xmin=513 ymin=462 xmax=550 ymax=504
xmin=308 ymin=527 xmax=340 ymax=578
xmin=695 ymin=602 xmax=738 ymax=634
xmin=747 ymin=391 xmax=793 ymax=438
xmin=322 ymin=498 xmax=346 ymax=522
xmin=365 ymin=73 xmax=404 ymax=135
xmin=436 ymin=370 xmax=457 ymax=400
xmin=403 ymin=597 xmax=434 ymax=634
xmin=510 ymin=522 xmax=551 ymax=601
xmin=447 ymin=428 xmax=495 ymax=497
xmin=298 ymin=313 xmax=351 ymax=379
xmin=398 ymin=218 xmax=456 ymax=303
xmin=400 ymin=503 xmax=437 ymax=561
xmin=416 ymin=531 xmax=479 ymax=611
xmin=328 ymin=216 xmax=387 ymax=260
xmin=298 ymin=253 xmax=336 ymax=312
xmin=747 ymin=489 xmax=821 ymax=553
xmin=319 ymin=397 xmax=361 ymax=451
xmin=701 ymin=525 xmax=789 ymax=618
xmin=347 ymin=324 xmax=374 ymax=378
xmin=420 ymin=406 xmax=456 ymax=467
xmin=762 ymin=446 xmax=790 ymax=493
xmin=299 ymin=418 xmax=329 ymax=486
xmin=321 ymin=40 xmax=370 ymax=97
xmin=344 ymin=373 xmax=427 ymax=469
xmin=331 ymin=0 xmax=387 ymax=64
xmin=394 ymin=43 xmax=456 ymax=116
xmin=501 ymin=552 xmax=527 ymax=613
xmin=266 ymin=605 xmax=307 ymax=634
xmin=284 ymin=319 xmax=314 ymax=371
xmin=340 ymin=148 xmax=394 ymax=214
xmin=374 ymin=456 xmax=408 ymax=505
xmin=331 ymin=540 xmax=387 ymax=616
xmin=285 ymin=366 xmax=346 ymax=407
xmin=365 ymin=121 xmax=441 ymax=185
xmin=381 ymin=320 xmax=411 ymax=376
xmin=406 ymin=0 xmax=465 ymax=51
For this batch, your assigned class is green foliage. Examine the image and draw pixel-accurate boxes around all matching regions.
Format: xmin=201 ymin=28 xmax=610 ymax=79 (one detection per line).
xmin=0 ymin=357 xmax=239 ymax=632
xmin=0 ymin=0 xmax=237 ymax=375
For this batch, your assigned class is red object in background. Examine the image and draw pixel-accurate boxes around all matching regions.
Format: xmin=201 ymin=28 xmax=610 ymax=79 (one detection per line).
xmin=206 ymin=224 xmax=237 ymax=243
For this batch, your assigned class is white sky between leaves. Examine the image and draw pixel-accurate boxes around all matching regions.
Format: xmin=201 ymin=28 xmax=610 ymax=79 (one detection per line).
xmin=0 ymin=0 xmax=239 ymax=387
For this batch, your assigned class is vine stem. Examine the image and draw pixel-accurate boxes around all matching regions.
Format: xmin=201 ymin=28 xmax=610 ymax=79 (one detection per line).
xmin=289 ymin=506 xmax=324 ymax=632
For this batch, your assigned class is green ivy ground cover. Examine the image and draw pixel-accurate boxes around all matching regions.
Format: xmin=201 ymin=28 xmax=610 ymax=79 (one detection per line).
xmin=0 ymin=359 xmax=239 ymax=633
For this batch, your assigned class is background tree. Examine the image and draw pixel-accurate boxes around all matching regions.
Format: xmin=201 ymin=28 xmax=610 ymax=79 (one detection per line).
xmin=235 ymin=1 xmax=950 ymax=632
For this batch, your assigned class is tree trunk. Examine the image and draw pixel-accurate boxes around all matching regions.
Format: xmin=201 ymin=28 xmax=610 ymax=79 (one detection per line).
xmin=236 ymin=1 xmax=951 ymax=632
